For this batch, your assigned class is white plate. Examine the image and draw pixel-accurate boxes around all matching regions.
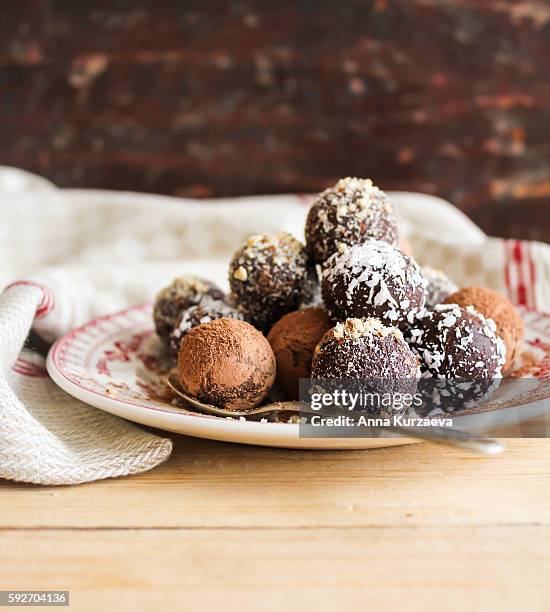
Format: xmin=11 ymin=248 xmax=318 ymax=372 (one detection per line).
xmin=46 ymin=304 xmax=550 ymax=450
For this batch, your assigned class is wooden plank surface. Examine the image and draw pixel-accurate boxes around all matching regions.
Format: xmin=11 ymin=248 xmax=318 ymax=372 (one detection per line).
xmin=1 ymin=527 xmax=549 ymax=612
xmin=1 ymin=437 xmax=550 ymax=529
xmin=1 ymin=436 xmax=550 ymax=610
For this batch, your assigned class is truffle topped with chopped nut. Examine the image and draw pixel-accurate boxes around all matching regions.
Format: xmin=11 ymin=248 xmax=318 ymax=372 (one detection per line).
xmin=405 ymin=303 xmax=506 ymax=378
xmin=311 ymin=318 xmax=420 ymax=415
xmin=321 ymin=240 xmax=426 ymax=329
xmin=153 ymin=275 xmax=225 ymax=341
xmin=305 ymin=177 xmax=400 ymax=265
xmin=312 ymin=317 xmax=420 ymax=380
xmin=229 ymin=231 xmax=315 ymax=331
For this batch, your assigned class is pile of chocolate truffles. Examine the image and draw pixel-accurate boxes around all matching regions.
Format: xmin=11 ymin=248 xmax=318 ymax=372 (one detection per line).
xmin=153 ymin=177 xmax=523 ymax=411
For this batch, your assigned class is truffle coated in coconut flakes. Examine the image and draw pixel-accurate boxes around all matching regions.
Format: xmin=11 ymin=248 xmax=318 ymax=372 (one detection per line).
xmin=322 ymin=240 xmax=426 ymax=329
xmin=305 ymin=177 xmax=400 ymax=264
xmin=444 ymin=286 xmax=524 ymax=371
xmin=405 ymin=303 xmax=506 ymax=378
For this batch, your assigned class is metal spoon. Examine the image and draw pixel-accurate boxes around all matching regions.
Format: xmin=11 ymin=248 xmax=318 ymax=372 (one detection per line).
xmin=167 ymin=375 xmax=504 ymax=455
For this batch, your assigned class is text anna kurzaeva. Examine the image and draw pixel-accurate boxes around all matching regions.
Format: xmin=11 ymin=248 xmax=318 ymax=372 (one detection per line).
xmin=307 ymin=389 xmax=453 ymax=428
xmin=307 ymin=413 xmax=453 ymax=427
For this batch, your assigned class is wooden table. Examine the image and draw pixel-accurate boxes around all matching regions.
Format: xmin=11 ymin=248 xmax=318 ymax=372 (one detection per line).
xmin=1 ymin=436 xmax=549 ymax=611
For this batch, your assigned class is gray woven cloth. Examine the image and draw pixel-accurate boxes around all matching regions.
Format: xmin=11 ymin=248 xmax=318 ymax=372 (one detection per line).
xmin=0 ymin=284 xmax=173 ymax=485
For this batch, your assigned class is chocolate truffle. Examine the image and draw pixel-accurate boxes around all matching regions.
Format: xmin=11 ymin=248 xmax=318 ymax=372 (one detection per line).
xmin=312 ymin=318 xmax=420 ymax=415
xmin=169 ymin=300 xmax=244 ymax=357
xmin=305 ymin=177 xmax=400 ymax=265
xmin=444 ymin=286 xmax=524 ymax=371
xmin=405 ymin=304 xmax=506 ymax=378
xmin=312 ymin=317 xmax=420 ymax=379
xmin=154 ymin=275 xmax=224 ymax=341
xmin=423 ymin=267 xmax=458 ymax=307
xmin=267 ymin=307 xmax=332 ymax=399
xmin=322 ymin=240 xmax=426 ymax=329
xmin=177 ymin=318 xmax=276 ymax=410
xmin=229 ymin=232 xmax=315 ymax=331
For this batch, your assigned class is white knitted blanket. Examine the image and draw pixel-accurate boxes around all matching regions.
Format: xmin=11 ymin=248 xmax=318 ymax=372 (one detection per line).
xmin=1 ymin=166 xmax=549 ymax=485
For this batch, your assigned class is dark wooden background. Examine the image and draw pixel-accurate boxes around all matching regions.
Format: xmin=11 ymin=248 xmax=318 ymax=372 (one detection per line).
xmin=1 ymin=1 xmax=549 ymax=241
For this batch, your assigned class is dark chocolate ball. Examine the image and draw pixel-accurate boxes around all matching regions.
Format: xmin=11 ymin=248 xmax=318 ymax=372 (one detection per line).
xmin=404 ymin=304 xmax=506 ymax=378
xmin=321 ymin=240 xmax=426 ymax=329
xmin=423 ymin=267 xmax=458 ymax=307
xmin=311 ymin=318 xmax=420 ymax=415
xmin=169 ymin=300 xmax=244 ymax=357
xmin=444 ymin=286 xmax=523 ymax=372
xmin=229 ymin=232 xmax=315 ymax=332
xmin=267 ymin=307 xmax=332 ymax=400
xmin=153 ymin=275 xmax=224 ymax=341
xmin=305 ymin=177 xmax=399 ymax=265
xmin=312 ymin=318 xmax=420 ymax=379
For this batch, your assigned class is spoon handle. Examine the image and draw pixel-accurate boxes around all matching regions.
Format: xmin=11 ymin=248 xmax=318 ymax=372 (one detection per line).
xmin=382 ymin=424 xmax=504 ymax=455
xmin=267 ymin=402 xmax=504 ymax=454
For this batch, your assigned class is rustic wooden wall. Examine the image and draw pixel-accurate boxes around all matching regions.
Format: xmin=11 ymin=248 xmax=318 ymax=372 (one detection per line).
xmin=1 ymin=1 xmax=548 ymax=240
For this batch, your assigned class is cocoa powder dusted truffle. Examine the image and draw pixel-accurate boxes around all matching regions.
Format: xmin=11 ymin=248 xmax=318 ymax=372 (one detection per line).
xmin=229 ymin=231 xmax=315 ymax=331
xmin=405 ymin=304 xmax=506 ymax=378
xmin=177 ymin=318 xmax=276 ymax=411
xmin=423 ymin=267 xmax=458 ymax=307
xmin=305 ymin=177 xmax=399 ymax=265
xmin=169 ymin=300 xmax=244 ymax=357
xmin=267 ymin=307 xmax=332 ymax=399
xmin=312 ymin=317 xmax=420 ymax=380
xmin=153 ymin=275 xmax=224 ymax=341
xmin=321 ymin=240 xmax=426 ymax=329
xmin=444 ymin=286 xmax=524 ymax=372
